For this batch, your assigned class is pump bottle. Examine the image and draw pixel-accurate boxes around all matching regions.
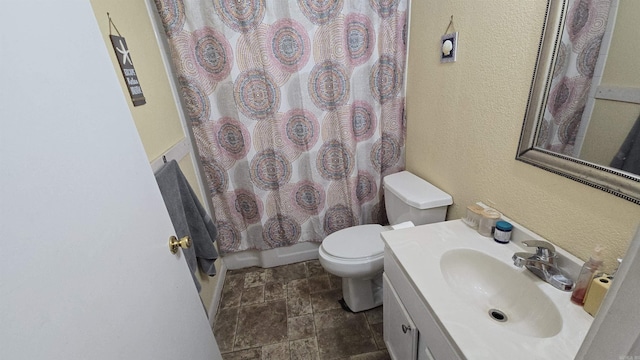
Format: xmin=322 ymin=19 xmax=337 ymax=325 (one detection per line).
xmin=571 ymin=246 xmax=604 ymax=305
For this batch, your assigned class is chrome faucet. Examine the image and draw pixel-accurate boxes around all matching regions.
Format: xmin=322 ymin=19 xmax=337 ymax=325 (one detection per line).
xmin=512 ymin=240 xmax=575 ymax=291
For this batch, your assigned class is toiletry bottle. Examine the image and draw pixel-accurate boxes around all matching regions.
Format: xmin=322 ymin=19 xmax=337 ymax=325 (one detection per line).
xmin=493 ymin=220 xmax=513 ymax=244
xmin=571 ymin=246 xmax=604 ymax=305
xmin=478 ymin=209 xmax=500 ymax=237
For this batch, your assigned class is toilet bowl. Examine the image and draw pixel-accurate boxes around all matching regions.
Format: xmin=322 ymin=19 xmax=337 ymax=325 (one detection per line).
xmin=318 ymin=171 xmax=452 ymax=312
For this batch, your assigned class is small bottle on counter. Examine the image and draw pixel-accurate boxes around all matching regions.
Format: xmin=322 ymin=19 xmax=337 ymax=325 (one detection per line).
xmin=462 ymin=204 xmax=484 ymax=229
xmin=571 ymin=246 xmax=604 ymax=305
xmin=478 ymin=209 xmax=501 ymax=237
xmin=583 ymin=275 xmax=611 ymax=316
xmin=493 ymin=220 xmax=513 ymax=244
xmin=583 ymin=258 xmax=620 ymax=316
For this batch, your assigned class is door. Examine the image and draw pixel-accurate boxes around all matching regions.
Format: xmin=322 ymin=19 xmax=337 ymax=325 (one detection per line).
xmin=0 ymin=2 xmax=221 ymax=359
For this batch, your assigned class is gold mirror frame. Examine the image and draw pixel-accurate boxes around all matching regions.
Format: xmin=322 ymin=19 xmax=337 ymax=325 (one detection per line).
xmin=516 ymin=0 xmax=640 ymax=205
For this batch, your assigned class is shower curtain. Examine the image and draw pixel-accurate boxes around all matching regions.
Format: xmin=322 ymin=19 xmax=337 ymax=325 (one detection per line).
xmin=536 ymin=0 xmax=611 ymax=156
xmin=154 ymin=0 xmax=408 ymax=254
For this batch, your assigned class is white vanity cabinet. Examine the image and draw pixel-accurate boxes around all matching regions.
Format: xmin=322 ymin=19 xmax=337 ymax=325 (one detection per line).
xmin=381 ymin=220 xmax=594 ymax=359
xmin=383 ymin=274 xmax=419 ymax=360
xmin=383 ymin=247 xmax=462 ymax=360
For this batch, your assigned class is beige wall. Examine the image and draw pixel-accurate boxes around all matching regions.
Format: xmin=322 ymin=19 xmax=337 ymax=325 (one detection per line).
xmin=90 ymin=0 xmax=183 ymax=161
xmin=581 ymin=100 xmax=639 ymax=165
xmin=600 ymin=0 xmax=640 ymax=87
xmin=579 ymin=0 xmax=640 ymax=166
xmin=90 ymin=0 xmax=220 ymax=315
xmin=405 ymin=0 xmax=640 ymax=271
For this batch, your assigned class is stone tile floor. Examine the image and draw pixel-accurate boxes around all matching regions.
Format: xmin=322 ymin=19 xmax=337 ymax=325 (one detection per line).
xmin=213 ymin=260 xmax=389 ymax=360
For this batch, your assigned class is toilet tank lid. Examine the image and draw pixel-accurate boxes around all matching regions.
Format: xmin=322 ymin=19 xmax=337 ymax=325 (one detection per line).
xmin=383 ymin=171 xmax=453 ymax=209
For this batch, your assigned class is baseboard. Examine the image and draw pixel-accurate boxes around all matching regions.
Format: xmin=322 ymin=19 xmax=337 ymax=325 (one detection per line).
xmin=208 ymin=259 xmax=227 ymax=328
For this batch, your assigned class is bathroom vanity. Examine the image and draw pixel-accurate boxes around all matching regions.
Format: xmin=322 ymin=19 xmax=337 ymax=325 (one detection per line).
xmin=383 ymin=250 xmax=458 ymax=359
xmin=381 ymin=219 xmax=594 ymax=359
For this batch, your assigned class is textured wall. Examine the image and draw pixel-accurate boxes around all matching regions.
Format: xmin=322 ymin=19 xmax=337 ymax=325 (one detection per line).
xmin=601 ymin=0 xmax=640 ymax=87
xmin=580 ymin=0 xmax=640 ymax=165
xmin=405 ymin=0 xmax=640 ymax=270
xmin=581 ymin=100 xmax=639 ymax=165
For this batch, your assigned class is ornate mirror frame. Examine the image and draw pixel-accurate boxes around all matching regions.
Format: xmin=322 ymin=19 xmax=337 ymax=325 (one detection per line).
xmin=516 ymin=0 xmax=640 ymax=204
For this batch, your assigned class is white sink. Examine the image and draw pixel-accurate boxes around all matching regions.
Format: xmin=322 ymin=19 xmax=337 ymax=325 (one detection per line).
xmin=440 ymin=248 xmax=562 ymax=338
xmin=382 ymin=219 xmax=593 ymax=359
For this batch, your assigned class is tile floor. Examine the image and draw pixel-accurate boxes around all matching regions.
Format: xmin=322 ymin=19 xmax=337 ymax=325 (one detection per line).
xmin=213 ymin=260 xmax=389 ymax=360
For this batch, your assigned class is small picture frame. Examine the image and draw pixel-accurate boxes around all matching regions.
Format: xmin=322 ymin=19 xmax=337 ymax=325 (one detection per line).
xmin=440 ymin=32 xmax=458 ymax=63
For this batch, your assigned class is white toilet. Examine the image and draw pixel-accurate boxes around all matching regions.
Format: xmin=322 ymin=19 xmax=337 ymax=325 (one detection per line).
xmin=318 ymin=171 xmax=452 ymax=312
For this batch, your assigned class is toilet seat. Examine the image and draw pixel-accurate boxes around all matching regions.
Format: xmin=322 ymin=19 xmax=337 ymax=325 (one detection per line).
xmin=321 ymin=224 xmax=384 ymax=260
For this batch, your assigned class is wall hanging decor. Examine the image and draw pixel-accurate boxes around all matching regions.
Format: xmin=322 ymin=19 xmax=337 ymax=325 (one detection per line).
xmin=108 ymin=13 xmax=146 ymax=106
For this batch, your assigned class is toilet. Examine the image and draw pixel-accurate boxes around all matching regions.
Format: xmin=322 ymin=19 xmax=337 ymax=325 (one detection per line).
xmin=318 ymin=171 xmax=452 ymax=312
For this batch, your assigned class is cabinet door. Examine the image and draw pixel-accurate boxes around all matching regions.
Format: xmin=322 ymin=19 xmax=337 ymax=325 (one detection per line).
xmin=383 ymin=274 xmax=418 ymax=360
xmin=418 ymin=331 xmax=437 ymax=360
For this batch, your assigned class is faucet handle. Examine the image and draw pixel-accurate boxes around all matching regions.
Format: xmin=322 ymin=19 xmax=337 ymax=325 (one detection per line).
xmin=522 ymin=240 xmax=556 ymax=260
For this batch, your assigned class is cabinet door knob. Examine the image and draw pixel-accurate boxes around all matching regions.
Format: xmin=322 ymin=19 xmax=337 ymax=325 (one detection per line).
xmin=401 ymin=324 xmax=412 ymax=333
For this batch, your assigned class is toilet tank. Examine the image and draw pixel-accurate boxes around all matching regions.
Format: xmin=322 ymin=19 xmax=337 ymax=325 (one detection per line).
xmin=383 ymin=171 xmax=453 ymax=225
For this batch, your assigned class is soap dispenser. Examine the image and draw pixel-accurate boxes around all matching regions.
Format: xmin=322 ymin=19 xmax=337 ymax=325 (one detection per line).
xmin=571 ymin=246 xmax=604 ymax=305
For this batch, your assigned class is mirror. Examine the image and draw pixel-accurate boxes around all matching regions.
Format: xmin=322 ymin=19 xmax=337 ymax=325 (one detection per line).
xmin=517 ymin=0 xmax=640 ymax=204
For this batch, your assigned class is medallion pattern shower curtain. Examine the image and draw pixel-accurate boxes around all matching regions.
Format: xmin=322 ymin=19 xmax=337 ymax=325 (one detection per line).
xmin=536 ymin=0 xmax=611 ymax=155
xmin=154 ymin=0 xmax=408 ymax=254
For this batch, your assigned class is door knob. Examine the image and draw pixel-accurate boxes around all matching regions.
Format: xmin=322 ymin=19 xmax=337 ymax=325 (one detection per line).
xmin=402 ymin=324 xmax=412 ymax=333
xmin=169 ymin=236 xmax=191 ymax=254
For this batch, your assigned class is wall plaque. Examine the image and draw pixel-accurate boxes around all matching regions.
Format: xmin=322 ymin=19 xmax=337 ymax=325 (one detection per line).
xmin=110 ymin=34 xmax=146 ymax=106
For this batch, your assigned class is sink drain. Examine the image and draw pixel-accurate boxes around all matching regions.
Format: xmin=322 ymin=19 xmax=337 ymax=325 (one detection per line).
xmin=488 ymin=309 xmax=508 ymax=322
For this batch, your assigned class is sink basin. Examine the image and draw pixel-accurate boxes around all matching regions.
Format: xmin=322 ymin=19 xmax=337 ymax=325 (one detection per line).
xmin=381 ymin=219 xmax=594 ymax=359
xmin=440 ymin=248 xmax=562 ymax=338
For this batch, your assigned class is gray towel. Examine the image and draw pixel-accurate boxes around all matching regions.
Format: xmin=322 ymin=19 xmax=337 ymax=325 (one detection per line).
xmin=155 ymin=160 xmax=218 ymax=292
xmin=611 ymin=114 xmax=640 ymax=176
